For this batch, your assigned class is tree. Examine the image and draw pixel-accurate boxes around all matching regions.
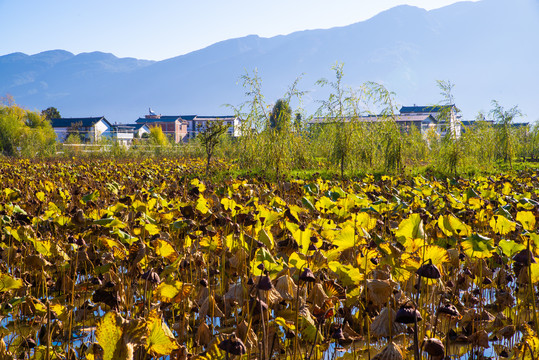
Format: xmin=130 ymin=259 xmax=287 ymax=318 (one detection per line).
xmin=148 ymin=126 xmax=169 ymax=147
xmin=0 ymin=99 xmax=56 ymax=156
xmin=198 ymin=121 xmax=229 ymax=176
xmin=316 ymin=63 xmax=350 ymax=179
xmin=41 ymin=107 xmax=60 ymax=120
xmin=269 ymin=99 xmax=291 ymax=132
xmin=436 ymin=80 xmax=461 ymax=175
xmin=490 ymin=100 xmax=522 ymax=168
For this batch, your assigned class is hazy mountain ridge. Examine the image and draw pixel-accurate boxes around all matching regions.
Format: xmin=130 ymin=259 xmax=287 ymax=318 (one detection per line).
xmin=1 ymin=0 xmax=538 ymax=122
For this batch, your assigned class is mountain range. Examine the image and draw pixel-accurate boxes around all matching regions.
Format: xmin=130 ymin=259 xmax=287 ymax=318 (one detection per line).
xmin=1 ymin=0 xmax=538 ymax=123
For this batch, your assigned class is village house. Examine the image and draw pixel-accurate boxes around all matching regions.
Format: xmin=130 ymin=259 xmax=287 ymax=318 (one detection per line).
xmin=308 ymin=104 xmax=460 ymax=137
xmin=399 ymin=105 xmax=461 ymax=138
xmin=187 ymin=115 xmax=242 ymax=138
xmin=135 ymin=114 xmax=189 ymax=143
xmin=110 ymin=123 xmax=151 ymax=145
xmin=308 ymin=113 xmax=439 ymax=135
xmin=50 ymin=116 xmax=112 ymax=143
xmin=135 ymin=110 xmax=242 ymax=142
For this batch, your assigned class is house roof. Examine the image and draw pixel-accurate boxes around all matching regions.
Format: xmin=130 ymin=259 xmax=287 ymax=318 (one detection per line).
xmin=194 ymin=115 xmax=237 ymax=120
xmin=136 ymin=115 xmax=237 ymax=123
xmin=50 ymin=117 xmax=110 ymax=128
xmin=308 ymin=114 xmax=437 ymax=124
xmin=400 ymin=105 xmax=456 ymax=114
xmin=135 ymin=115 xmax=183 ymax=124
xmin=123 ymin=123 xmax=149 ymax=131
xmin=461 ymin=120 xmax=528 ymax=128
xmin=394 ymin=114 xmax=437 ymax=123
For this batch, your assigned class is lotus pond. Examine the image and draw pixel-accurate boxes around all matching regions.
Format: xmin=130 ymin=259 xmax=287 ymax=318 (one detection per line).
xmin=0 ymin=158 xmax=539 ymax=360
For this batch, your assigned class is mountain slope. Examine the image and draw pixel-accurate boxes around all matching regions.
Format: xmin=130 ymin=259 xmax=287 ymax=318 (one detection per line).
xmin=1 ymin=0 xmax=537 ymax=122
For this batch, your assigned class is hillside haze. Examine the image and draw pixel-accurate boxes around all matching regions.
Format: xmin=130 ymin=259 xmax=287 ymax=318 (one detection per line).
xmin=1 ymin=0 xmax=538 ymax=123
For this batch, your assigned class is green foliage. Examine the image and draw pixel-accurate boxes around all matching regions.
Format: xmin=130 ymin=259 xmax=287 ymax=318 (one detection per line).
xmin=0 ymin=97 xmax=56 ymax=157
xmin=269 ymin=99 xmax=292 ymax=132
xmin=41 ymin=106 xmax=60 ymax=120
xmin=490 ymin=100 xmax=522 ymax=167
xmin=197 ymin=120 xmax=229 ymax=176
xmin=148 ymin=126 xmax=169 ymax=147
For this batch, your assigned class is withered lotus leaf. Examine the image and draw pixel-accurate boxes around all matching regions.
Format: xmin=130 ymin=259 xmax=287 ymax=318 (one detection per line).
xmin=218 ymin=335 xmax=246 ymax=356
xmin=372 ymin=342 xmax=404 ymax=360
xmin=395 ymin=306 xmax=422 ymax=324
xmin=423 ymin=338 xmax=444 ymax=357
xmin=371 ymin=307 xmax=406 ymax=338
xmin=416 ymin=260 xmax=441 ymax=279
xmin=299 ymin=267 xmax=316 ymax=282
xmin=2 ymin=158 xmax=539 ymax=360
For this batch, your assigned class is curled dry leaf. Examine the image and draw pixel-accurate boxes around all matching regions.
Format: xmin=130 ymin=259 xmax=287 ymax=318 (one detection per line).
xmin=372 ymin=341 xmax=404 ymax=360
xmin=199 ymin=295 xmax=224 ymax=318
xmin=370 ymin=307 xmax=406 ymax=338
xmin=469 ymin=329 xmax=489 ymax=348
xmin=196 ymin=322 xmax=211 ymax=347
xmin=237 ymin=320 xmax=258 ymax=350
xmin=423 ymin=338 xmax=444 ymax=357
xmin=307 ymin=283 xmax=329 ymax=309
xmin=228 ymin=248 xmax=249 ymax=270
xmin=275 ymin=273 xmax=297 ymax=301
xmin=496 ymin=325 xmax=516 ymax=340
xmin=367 ymin=279 xmax=393 ymax=308
xmin=223 ymin=283 xmax=248 ymax=307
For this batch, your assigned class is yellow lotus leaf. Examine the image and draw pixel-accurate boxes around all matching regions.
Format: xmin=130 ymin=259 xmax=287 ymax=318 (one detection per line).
xmin=200 ymin=235 xmax=223 ymax=253
xmin=152 ymin=239 xmax=179 ymax=262
xmin=258 ymin=228 xmax=274 ymax=250
xmin=395 ymin=213 xmax=424 ymax=242
xmin=468 ymin=197 xmax=483 ymax=210
xmin=258 ymin=207 xmax=280 ymax=227
xmin=146 ymin=311 xmax=178 ymax=356
xmin=100 ymin=237 xmax=127 ymax=259
xmin=36 ymin=191 xmax=45 ymax=202
xmin=147 ymin=198 xmax=157 ymax=211
xmin=499 ymin=240 xmax=526 ymax=258
xmin=438 ymin=215 xmax=471 ymax=237
xmin=275 ymin=316 xmax=295 ymax=331
xmin=356 ymin=212 xmax=377 ymax=232
xmin=332 ymin=225 xmax=356 ymax=250
xmin=357 ymin=249 xmax=378 ymax=275
xmin=221 ymin=197 xmax=237 ymax=212
xmin=96 ymin=312 xmax=123 ymax=360
xmin=190 ymin=178 xmax=206 ymax=193
xmin=420 ymin=245 xmax=449 ymax=268
xmin=288 ymin=252 xmax=307 ymax=272
xmin=530 ymin=263 xmax=539 ymax=284
xmin=32 ymin=239 xmax=53 ymax=257
xmin=0 ymin=274 xmax=23 ymax=292
xmin=502 ymin=182 xmax=512 ymax=196
xmin=490 ymin=215 xmax=516 ymax=235
xmin=462 ymin=234 xmax=495 ymax=259
xmin=50 ymin=303 xmax=66 ymax=318
xmin=292 ymin=227 xmax=312 ymax=255
xmin=517 ymin=325 xmax=539 ymax=360
xmin=316 ymin=196 xmax=336 ymax=212
xmin=153 ymin=280 xmax=193 ymax=303
xmin=195 ymin=197 xmax=209 ymax=215
xmin=55 ymin=215 xmax=72 ymax=226
xmin=403 ymin=238 xmax=425 ymax=254
xmin=328 ymin=261 xmax=363 ymax=286
xmin=517 ymin=211 xmax=536 ymax=231
xmin=144 ymin=223 xmax=160 ymax=236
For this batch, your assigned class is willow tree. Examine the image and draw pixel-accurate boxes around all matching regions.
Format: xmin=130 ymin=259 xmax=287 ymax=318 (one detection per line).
xmin=316 ymin=63 xmax=351 ymax=179
xmin=490 ymin=100 xmax=522 ymax=168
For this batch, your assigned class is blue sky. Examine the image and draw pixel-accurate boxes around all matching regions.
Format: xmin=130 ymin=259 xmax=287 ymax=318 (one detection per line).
xmin=0 ymin=0 xmax=478 ymax=60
